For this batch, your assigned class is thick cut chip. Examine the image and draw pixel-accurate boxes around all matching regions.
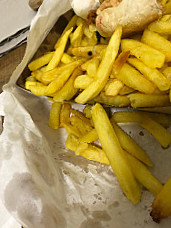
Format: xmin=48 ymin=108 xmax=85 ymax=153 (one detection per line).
xmin=141 ymin=29 xmax=171 ymax=62
xmin=93 ymin=92 xmax=130 ymax=107
xmin=110 ymin=120 xmax=152 ymax=167
xmin=46 ymin=27 xmax=73 ymax=71
xmin=74 ymin=75 xmax=93 ymax=89
xmin=75 ymin=26 xmax=122 ymax=104
xmin=128 ymin=58 xmax=170 ymax=91
xmin=48 ymin=102 xmax=62 ymax=129
xmin=92 ymin=103 xmax=141 ymax=204
xmin=140 ymin=117 xmax=171 ymax=148
xmin=28 ymin=52 xmax=54 ymax=71
xmin=53 ymin=68 xmax=82 ymax=102
xmin=151 ymin=176 xmax=171 ymax=223
xmin=121 ymin=39 xmax=165 ymax=68
xmin=128 ymin=93 xmax=170 ymax=108
xmin=104 ymin=79 xmax=124 ymax=97
xmin=126 ymin=153 xmax=162 ymax=196
xmin=115 ymin=63 xmax=156 ymax=94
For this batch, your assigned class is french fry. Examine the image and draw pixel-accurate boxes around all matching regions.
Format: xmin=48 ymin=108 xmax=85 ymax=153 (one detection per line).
xmin=148 ymin=18 xmax=171 ymax=35
xmin=69 ymin=45 xmax=106 ymax=58
xmin=25 ymin=76 xmax=36 ymax=82
xmin=54 ymin=14 xmax=78 ymax=49
xmin=41 ymin=59 xmax=84 ymax=85
xmin=53 ymin=68 xmax=82 ymax=102
xmin=151 ymin=176 xmax=171 ymax=223
xmin=60 ymin=103 xmax=71 ymax=127
xmin=79 ymin=128 xmax=98 ymax=143
xmin=92 ymin=103 xmax=141 ymax=204
xmin=65 ymin=134 xmax=79 ymax=151
xmin=164 ymin=1 xmax=171 ymax=14
xmin=104 ymin=79 xmax=124 ymax=96
xmin=63 ymin=122 xmax=82 ymax=138
xmin=28 ymin=52 xmax=54 ymax=71
xmin=61 ymin=53 xmax=73 ymax=64
xmin=70 ymin=115 xmax=93 ymax=135
xmin=78 ymin=144 xmax=110 ymax=165
xmin=162 ymin=66 xmax=171 ymax=81
xmin=48 ymin=102 xmax=62 ymax=129
xmin=80 ymin=56 xmax=100 ymax=71
xmin=93 ymin=92 xmax=130 ymax=107
xmin=83 ymin=104 xmax=92 ymax=118
xmin=70 ymin=23 xmax=84 ymax=47
xmin=128 ymin=93 xmax=170 ymax=108
xmin=110 ymin=120 xmax=153 ymax=167
xmin=44 ymin=66 xmax=77 ymax=96
xmin=126 ymin=153 xmax=162 ymax=196
xmin=25 ymin=81 xmax=44 ymax=90
xmin=112 ymin=111 xmax=171 ymax=126
xmin=70 ymin=108 xmax=92 ymax=127
xmin=111 ymin=51 xmax=130 ymax=77
xmin=121 ymin=39 xmax=165 ymax=68
xmin=46 ymin=27 xmax=73 ymax=71
xmin=141 ymin=29 xmax=171 ymax=62
xmin=86 ymin=57 xmax=100 ymax=77
xmin=140 ymin=117 xmax=171 ymax=148
xmin=75 ymin=26 xmax=122 ymax=104
xmin=28 ymin=84 xmax=47 ymax=96
xmin=119 ymin=85 xmax=135 ymax=95
xmin=115 ymin=63 xmax=156 ymax=94
xmin=128 ymin=58 xmax=170 ymax=91
xmin=83 ymin=24 xmax=94 ymax=38
xmin=74 ymin=75 xmax=93 ymax=89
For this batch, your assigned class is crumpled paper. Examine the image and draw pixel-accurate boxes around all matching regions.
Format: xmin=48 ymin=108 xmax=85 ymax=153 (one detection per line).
xmin=0 ymin=0 xmax=171 ymax=228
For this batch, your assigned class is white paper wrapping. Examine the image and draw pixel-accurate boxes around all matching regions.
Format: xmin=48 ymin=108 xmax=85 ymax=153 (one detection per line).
xmin=0 ymin=0 xmax=171 ymax=228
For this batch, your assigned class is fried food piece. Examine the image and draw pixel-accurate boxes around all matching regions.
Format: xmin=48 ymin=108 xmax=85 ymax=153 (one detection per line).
xmin=96 ymin=0 xmax=163 ymax=37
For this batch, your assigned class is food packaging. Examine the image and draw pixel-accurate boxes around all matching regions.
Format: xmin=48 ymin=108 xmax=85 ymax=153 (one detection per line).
xmin=0 ymin=0 xmax=171 ymax=227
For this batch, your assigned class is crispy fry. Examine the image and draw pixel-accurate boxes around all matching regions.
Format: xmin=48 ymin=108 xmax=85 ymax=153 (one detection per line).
xmin=141 ymin=29 xmax=171 ymax=62
xmin=140 ymin=117 xmax=171 ymax=148
xmin=110 ymin=120 xmax=153 ymax=167
xmin=121 ymin=39 xmax=165 ymax=68
xmin=128 ymin=58 xmax=170 ymax=91
xmin=53 ymin=68 xmax=82 ymax=102
xmin=92 ymin=103 xmax=141 ymax=204
xmin=48 ymin=102 xmax=62 ymax=129
xmin=126 ymin=153 xmax=162 ymax=196
xmin=75 ymin=26 xmax=122 ymax=104
xmin=28 ymin=52 xmax=54 ymax=71
xmin=46 ymin=27 xmax=73 ymax=71
xmin=128 ymin=93 xmax=170 ymax=108
xmin=151 ymin=176 xmax=171 ymax=223
xmin=115 ymin=63 xmax=156 ymax=94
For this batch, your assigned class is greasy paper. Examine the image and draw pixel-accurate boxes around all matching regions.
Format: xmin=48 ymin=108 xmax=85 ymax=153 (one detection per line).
xmin=0 ymin=0 xmax=171 ymax=228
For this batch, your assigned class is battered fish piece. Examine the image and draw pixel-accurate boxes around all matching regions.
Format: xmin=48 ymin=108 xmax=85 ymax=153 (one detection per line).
xmin=96 ymin=0 xmax=163 ymax=37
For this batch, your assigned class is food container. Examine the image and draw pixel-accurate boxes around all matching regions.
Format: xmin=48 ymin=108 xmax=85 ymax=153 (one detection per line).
xmin=0 ymin=1 xmax=171 ymax=227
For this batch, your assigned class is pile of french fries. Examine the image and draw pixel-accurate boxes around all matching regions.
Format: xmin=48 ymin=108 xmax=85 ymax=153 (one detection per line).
xmin=25 ymin=0 xmax=171 ymax=223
